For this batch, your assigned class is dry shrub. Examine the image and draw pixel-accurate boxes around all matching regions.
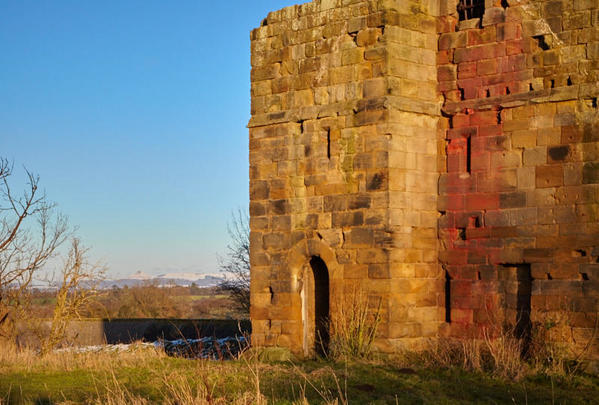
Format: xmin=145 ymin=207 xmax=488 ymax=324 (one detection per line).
xmin=482 ymin=326 xmax=528 ymax=379
xmin=328 ymin=286 xmax=381 ymax=359
xmin=411 ymin=337 xmax=486 ymax=373
xmin=527 ymin=309 xmax=598 ymax=375
xmin=405 ymin=306 xmax=598 ymax=380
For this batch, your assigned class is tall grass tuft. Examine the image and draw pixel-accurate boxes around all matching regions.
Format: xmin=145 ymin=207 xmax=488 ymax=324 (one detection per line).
xmin=328 ymin=286 xmax=382 ymax=359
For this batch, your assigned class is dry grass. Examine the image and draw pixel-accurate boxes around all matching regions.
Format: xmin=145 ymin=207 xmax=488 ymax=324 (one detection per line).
xmin=1 ymin=306 xmax=598 ymax=404
xmin=328 ymin=286 xmax=381 ymax=360
xmin=401 ymin=310 xmax=597 ymax=381
xmin=0 ymin=343 xmax=346 ymax=404
xmin=0 ymin=341 xmax=164 ymax=374
xmin=1 ymin=340 xmax=598 ymax=404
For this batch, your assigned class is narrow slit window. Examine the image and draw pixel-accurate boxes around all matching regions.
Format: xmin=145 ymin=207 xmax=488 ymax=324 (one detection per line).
xmin=445 ymin=270 xmax=452 ymax=323
xmin=326 ymin=129 xmax=331 ymax=159
xmin=457 ymin=0 xmax=485 ymax=21
xmin=466 ymin=136 xmax=472 ymax=174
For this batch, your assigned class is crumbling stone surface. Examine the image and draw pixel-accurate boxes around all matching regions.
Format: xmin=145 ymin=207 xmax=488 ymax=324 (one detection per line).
xmin=249 ymin=0 xmax=599 ymax=359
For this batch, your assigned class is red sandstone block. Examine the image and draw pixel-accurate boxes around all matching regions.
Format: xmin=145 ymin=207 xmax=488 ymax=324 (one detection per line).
xmin=466 ymin=227 xmax=490 ymax=239
xmin=447 ymin=139 xmax=466 ymax=156
xmin=454 ymin=43 xmax=506 ymax=63
xmin=477 ymin=125 xmax=503 ymax=137
xmin=470 ymin=111 xmax=499 ymax=126
xmin=478 ymin=238 xmax=504 ymax=249
xmin=447 ymin=126 xmax=477 ymax=140
xmin=506 ymin=39 xmax=525 ymax=56
xmin=437 ymin=194 xmax=465 ymax=211
xmin=437 ymin=15 xmax=457 ymax=33
xmin=439 ymin=173 xmax=476 ymax=194
xmin=470 ymin=152 xmax=490 ymax=172
xmin=466 ymin=193 xmax=499 ymax=210
xmin=468 ymin=251 xmax=488 ymax=264
xmin=452 ymin=279 xmax=473 ymax=295
xmin=439 ymin=81 xmax=458 ymax=93
xmin=478 ymin=266 xmax=497 ymax=281
xmin=477 ymin=59 xmax=498 ymax=76
xmin=451 ymin=308 xmax=473 ymax=324
xmin=447 ymin=153 xmax=465 ymax=173
xmin=437 ymin=50 xmax=451 ymax=65
xmin=438 ymin=225 xmax=455 ymax=241
xmin=458 ymin=78 xmax=483 ymax=99
xmin=451 ymin=295 xmax=472 ymax=309
xmin=439 ymin=249 xmax=468 ymax=265
xmin=438 ymin=64 xmax=457 ymax=82
xmin=505 ymin=54 xmax=527 ymax=72
xmin=452 ymin=113 xmax=471 ymax=128
xmin=458 ymin=62 xmax=477 ymax=79
xmin=473 ymin=309 xmax=494 ymax=324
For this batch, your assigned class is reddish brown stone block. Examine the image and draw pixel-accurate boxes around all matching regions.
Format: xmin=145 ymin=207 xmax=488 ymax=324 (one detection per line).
xmin=466 ymin=193 xmax=500 ymax=210
xmin=536 ymin=165 xmax=564 ymax=188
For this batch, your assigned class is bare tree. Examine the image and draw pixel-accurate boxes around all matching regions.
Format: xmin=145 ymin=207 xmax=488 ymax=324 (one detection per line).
xmin=42 ymin=238 xmax=105 ymax=354
xmin=0 ymin=158 xmax=69 ymax=340
xmin=217 ymin=209 xmax=250 ymax=315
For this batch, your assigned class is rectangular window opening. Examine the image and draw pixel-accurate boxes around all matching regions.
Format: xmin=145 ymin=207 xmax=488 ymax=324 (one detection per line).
xmin=457 ymin=0 xmax=485 ymax=21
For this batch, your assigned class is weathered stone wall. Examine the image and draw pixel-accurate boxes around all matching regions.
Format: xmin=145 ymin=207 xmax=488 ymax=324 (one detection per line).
xmin=249 ymin=0 xmax=443 ymax=356
xmin=250 ymin=0 xmax=599 ymax=358
xmin=437 ymin=0 xmax=599 ymax=356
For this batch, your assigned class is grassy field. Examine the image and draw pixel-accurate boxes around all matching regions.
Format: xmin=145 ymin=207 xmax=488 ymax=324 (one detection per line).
xmin=1 ymin=344 xmax=598 ymax=404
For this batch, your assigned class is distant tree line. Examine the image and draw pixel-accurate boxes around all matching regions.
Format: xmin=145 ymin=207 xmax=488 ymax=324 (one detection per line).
xmin=29 ymin=283 xmax=246 ymax=320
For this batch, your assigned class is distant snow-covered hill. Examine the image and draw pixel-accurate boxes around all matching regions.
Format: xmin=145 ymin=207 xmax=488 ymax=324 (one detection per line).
xmin=100 ymin=271 xmax=224 ymax=289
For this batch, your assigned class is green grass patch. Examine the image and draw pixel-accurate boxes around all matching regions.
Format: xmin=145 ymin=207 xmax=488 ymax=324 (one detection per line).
xmin=2 ymin=352 xmax=599 ymax=404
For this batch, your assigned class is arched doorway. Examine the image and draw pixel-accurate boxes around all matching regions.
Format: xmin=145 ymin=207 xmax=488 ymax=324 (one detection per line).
xmin=302 ymin=256 xmax=330 ymax=357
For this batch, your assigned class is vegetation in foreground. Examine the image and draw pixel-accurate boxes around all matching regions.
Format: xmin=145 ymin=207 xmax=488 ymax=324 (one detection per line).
xmin=1 ymin=342 xmax=598 ymax=405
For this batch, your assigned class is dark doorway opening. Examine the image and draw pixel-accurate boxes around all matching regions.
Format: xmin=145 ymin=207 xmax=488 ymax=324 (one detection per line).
xmin=501 ymin=263 xmax=533 ymax=356
xmin=310 ymin=256 xmax=330 ymax=356
xmin=515 ymin=264 xmax=532 ymax=356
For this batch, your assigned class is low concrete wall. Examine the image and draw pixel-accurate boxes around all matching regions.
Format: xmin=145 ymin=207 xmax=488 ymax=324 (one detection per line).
xmin=18 ymin=318 xmax=251 ymax=347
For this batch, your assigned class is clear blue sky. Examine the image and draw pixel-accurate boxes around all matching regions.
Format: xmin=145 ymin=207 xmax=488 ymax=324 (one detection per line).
xmin=0 ymin=1 xmax=301 ymax=278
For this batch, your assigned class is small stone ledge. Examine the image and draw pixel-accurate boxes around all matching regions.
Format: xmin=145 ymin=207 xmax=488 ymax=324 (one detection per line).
xmin=386 ymin=95 xmax=442 ymax=116
xmin=443 ymin=84 xmax=596 ymax=114
xmin=248 ymin=95 xmax=441 ymax=128
xmin=248 ymin=101 xmax=358 ymax=128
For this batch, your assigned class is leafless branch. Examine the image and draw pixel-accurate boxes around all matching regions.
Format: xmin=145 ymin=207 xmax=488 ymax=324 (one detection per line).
xmin=0 ymin=159 xmax=70 ymax=340
xmin=42 ymin=238 xmax=105 ymax=354
xmin=217 ymin=209 xmax=250 ymax=314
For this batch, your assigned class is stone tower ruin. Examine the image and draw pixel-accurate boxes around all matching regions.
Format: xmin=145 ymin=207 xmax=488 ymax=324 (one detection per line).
xmin=249 ymin=0 xmax=599 ymax=358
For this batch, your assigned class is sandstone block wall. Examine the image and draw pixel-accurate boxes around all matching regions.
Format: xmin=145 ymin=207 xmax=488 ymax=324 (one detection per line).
xmin=249 ymin=0 xmax=599 ymax=358
xmin=249 ymin=0 xmax=443 ymax=356
xmin=438 ymin=0 xmax=599 ymax=356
